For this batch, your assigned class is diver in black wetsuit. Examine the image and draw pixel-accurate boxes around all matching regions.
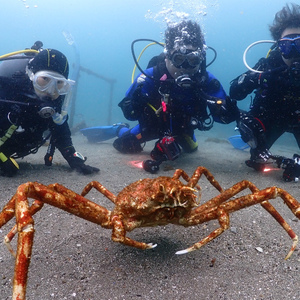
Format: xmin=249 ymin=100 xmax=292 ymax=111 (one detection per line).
xmin=230 ymin=3 xmax=300 ymax=170
xmin=0 ymin=42 xmax=99 ymax=176
xmin=114 ymin=20 xmax=238 ymax=158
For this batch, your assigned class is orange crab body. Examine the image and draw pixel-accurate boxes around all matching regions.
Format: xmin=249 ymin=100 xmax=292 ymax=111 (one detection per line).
xmin=112 ymin=177 xmax=199 ymax=227
xmin=1 ymin=166 xmax=300 ymax=300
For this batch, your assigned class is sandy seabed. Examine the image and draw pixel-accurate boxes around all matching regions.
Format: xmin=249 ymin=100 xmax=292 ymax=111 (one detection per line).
xmin=0 ymin=129 xmax=300 ymax=300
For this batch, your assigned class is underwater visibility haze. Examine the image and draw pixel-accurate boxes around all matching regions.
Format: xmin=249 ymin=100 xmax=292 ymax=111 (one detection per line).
xmin=0 ymin=0 xmax=289 ymax=135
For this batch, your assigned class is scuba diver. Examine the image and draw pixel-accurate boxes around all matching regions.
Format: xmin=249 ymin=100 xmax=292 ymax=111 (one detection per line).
xmin=0 ymin=42 xmax=99 ymax=176
xmin=113 ymin=20 xmax=239 ymax=171
xmin=230 ymin=3 xmax=300 ymax=180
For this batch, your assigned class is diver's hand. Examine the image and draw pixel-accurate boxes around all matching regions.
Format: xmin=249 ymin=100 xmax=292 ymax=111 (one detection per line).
xmin=68 ymin=154 xmax=100 ymax=174
xmin=256 ymin=71 xmax=275 ymax=88
xmin=75 ymin=164 xmax=100 ymax=174
xmin=131 ymin=85 xmax=149 ymax=110
xmin=249 ymin=66 xmax=286 ymax=89
xmin=44 ymin=153 xmax=53 ymax=166
xmin=70 ymin=159 xmax=100 ymax=175
xmin=61 ymin=147 xmax=100 ymax=175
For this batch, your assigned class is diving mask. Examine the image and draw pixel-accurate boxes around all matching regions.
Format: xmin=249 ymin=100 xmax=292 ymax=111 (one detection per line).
xmin=29 ymin=70 xmax=75 ymax=95
xmin=278 ymin=35 xmax=300 ymax=59
xmin=169 ymin=49 xmax=203 ymax=69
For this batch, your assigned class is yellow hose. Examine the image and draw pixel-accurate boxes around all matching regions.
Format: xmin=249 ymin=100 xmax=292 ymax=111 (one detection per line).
xmin=0 ymin=49 xmax=39 ymax=60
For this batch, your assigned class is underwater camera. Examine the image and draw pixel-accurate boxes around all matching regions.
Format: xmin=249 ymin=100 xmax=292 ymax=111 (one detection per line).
xmin=276 ymin=154 xmax=300 ymax=182
xmin=143 ymin=135 xmax=181 ymax=173
xmin=247 ymin=154 xmax=300 ymax=182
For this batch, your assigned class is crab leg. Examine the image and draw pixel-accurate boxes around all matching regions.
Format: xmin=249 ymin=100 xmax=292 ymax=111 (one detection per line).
xmin=13 ymin=183 xmax=36 ymax=300
xmin=223 ymin=187 xmax=300 ymax=259
xmin=1 ymin=182 xmax=113 ymax=300
xmin=176 ymin=207 xmax=230 ymax=255
xmin=34 ymin=182 xmax=113 ymax=228
xmin=260 ymin=200 xmax=298 ymax=260
xmin=191 ymin=180 xmax=260 ymax=214
xmin=173 ymin=166 xmax=223 ymax=193
xmin=81 ymin=181 xmax=117 ymax=203
xmin=0 ymin=194 xmax=18 ymax=228
xmin=4 ymin=200 xmax=44 ymax=257
xmin=177 ymin=183 xmax=300 ymax=257
xmin=111 ymin=215 xmax=157 ymax=250
xmin=188 ymin=166 xmax=223 ymax=192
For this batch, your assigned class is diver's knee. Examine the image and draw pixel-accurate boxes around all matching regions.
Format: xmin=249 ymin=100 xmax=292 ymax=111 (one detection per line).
xmin=113 ymin=133 xmax=143 ymax=154
xmin=176 ymin=134 xmax=198 ymax=153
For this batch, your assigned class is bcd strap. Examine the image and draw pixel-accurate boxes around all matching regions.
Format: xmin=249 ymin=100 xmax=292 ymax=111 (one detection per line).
xmin=0 ymin=124 xmax=18 ymax=147
xmin=0 ymin=124 xmax=20 ymax=171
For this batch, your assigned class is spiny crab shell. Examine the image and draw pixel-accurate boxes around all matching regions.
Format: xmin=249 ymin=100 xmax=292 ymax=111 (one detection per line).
xmin=114 ymin=177 xmax=200 ymax=218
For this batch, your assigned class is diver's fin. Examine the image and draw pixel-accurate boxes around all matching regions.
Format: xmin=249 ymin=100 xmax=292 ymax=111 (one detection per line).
xmin=80 ymin=123 xmax=129 ymax=143
xmin=228 ymin=135 xmax=250 ymax=150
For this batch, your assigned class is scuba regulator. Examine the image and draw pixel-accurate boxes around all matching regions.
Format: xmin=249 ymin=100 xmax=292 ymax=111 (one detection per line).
xmin=175 ymin=74 xmax=194 ymax=88
xmin=37 ymin=98 xmax=56 ymax=118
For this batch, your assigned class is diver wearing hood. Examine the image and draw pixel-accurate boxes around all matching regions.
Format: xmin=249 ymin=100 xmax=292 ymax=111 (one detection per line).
xmin=114 ymin=20 xmax=238 ymax=156
xmin=230 ymin=3 xmax=300 ymax=171
xmin=0 ymin=44 xmax=99 ymax=176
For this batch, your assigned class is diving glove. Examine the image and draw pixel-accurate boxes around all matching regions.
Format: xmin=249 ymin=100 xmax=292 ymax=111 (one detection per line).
xmin=61 ymin=147 xmax=100 ymax=174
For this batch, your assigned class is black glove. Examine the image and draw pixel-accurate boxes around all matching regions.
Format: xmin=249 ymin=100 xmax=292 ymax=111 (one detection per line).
xmin=218 ymin=97 xmax=240 ymax=124
xmin=61 ymin=146 xmax=100 ymax=175
xmin=237 ymin=71 xmax=271 ymax=90
xmin=248 ymin=66 xmax=287 ymax=89
xmin=118 ymin=85 xmax=149 ymax=121
xmin=44 ymin=141 xmax=56 ymax=167
xmin=131 ymin=85 xmax=149 ymax=110
xmin=70 ymin=159 xmax=100 ymax=175
xmin=44 ymin=153 xmax=53 ymax=166
xmin=256 ymin=71 xmax=274 ymax=88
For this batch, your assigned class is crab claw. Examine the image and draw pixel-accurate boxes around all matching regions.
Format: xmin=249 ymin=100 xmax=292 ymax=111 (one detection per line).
xmin=284 ymin=235 xmax=298 ymax=260
xmin=175 ymin=249 xmax=190 ymax=255
xmin=175 ymin=245 xmax=197 ymax=255
xmin=146 ymin=243 xmax=157 ymax=249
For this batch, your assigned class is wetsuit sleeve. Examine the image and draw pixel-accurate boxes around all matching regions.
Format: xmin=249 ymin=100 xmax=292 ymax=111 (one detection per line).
xmin=118 ymin=68 xmax=155 ymax=121
xmin=229 ymin=71 xmax=258 ymax=100
xmin=125 ymin=68 xmax=155 ymax=98
xmin=205 ymin=72 xmax=239 ymax=124
xmin=205 ymin=72 xmax=227 ymax=100
xmin=229 ymin=58 xmax=266 ymax=100
xmin=49 ymin=119 xmax=74 ymax=156
xmin=50 ymin=120 xmax=99 ymax=174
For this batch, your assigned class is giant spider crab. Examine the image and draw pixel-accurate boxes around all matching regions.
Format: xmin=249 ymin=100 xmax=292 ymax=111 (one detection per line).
xmin=1 ymin=166 xmax=300 ymax=300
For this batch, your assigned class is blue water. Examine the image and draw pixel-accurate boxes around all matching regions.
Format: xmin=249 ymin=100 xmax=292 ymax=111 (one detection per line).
xmin=1 ymin=0 xmax=286 ymax=132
